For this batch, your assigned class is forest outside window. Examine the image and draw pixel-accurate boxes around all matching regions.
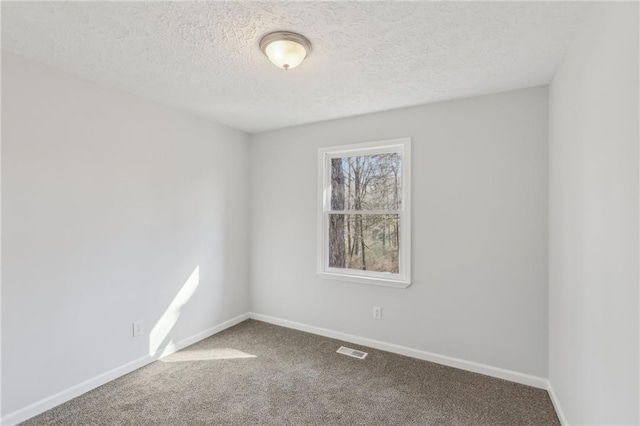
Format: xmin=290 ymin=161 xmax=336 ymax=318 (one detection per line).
xmin=317 ymin=138 xmax=411 ymax=288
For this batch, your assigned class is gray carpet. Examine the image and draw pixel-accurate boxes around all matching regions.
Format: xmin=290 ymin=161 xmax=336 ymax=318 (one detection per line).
xmin=23 ymin=320 xmax=559 ymax=425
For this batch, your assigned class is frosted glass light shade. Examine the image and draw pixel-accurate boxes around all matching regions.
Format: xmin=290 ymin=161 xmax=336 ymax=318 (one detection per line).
xmin=260 ymin=31 xmax=312 ymax=71
xmin=265 ymin=40 xmax=307 ymax=70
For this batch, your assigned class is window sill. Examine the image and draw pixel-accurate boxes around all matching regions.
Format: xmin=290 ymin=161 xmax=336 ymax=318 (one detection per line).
xmin=317 ymin=271 xmax=411 ymax=288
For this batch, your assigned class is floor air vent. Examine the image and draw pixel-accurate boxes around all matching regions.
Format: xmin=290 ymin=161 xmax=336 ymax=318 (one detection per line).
xmin=337 ymin=346 xmax=368 ymax=359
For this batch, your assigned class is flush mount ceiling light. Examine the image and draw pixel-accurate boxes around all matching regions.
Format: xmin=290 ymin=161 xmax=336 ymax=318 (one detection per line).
xmin=260 ymin=31 xmax=312 ymax=71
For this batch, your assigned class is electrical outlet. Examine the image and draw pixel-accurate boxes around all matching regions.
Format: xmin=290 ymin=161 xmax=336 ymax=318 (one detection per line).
xmin=133 ymin=320 xmax=143 ymax=337
xmin=373 ymin=306 xmax=382 ymax=320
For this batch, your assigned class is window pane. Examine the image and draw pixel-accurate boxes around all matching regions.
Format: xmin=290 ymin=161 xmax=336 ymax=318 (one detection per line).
xmin=330 ymin=153 xmax=402 ymax=211
xmin=328 ymin=214 xmax=399 ymax=273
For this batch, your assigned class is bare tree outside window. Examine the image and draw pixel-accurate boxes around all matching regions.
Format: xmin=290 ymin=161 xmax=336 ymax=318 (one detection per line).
xmin=328 ymin=153 xmax=402 ymax=273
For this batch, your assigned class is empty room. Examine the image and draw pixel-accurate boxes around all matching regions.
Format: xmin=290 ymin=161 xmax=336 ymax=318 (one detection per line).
xmin=1 ymin=1 xmax=638 ymax=425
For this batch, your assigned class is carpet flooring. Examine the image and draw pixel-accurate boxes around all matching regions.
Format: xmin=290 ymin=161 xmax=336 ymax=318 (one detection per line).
xmin=23 ymin=319 xmax=559 ymax=425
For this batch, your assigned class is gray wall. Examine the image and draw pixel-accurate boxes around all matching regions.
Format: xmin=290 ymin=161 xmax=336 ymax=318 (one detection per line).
xmin=548 ymin=3 xmax=639 ymax=424
xmin=1 ymin=53 xmax=251 ymax=415
xmin=249 ymin=87 xmax=549 ymax=378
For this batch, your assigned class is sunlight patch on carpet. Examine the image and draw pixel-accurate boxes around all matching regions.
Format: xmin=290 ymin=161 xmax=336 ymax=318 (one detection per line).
xmin=160 ymin=348 xmax=257 ymax=362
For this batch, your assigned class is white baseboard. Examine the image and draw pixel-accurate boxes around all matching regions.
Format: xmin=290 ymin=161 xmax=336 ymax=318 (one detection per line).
xmin=546 ymin=381 xmax=568 ymax=425
xmin=248 ymin=312 xmax=548 ymax=390
xmin=1 ymin=313 xmax=249 ymax=426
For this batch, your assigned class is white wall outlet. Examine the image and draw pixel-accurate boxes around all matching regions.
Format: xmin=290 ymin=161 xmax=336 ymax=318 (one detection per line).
xmin=133 ymin=320 xmax=143 ymax=337
xmin=373 ymin=306 xmax=382 ymax=320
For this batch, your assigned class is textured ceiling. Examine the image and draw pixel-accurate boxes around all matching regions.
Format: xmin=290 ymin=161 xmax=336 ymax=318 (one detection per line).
xmin=2 ymin=1 xmax=590 ymax=133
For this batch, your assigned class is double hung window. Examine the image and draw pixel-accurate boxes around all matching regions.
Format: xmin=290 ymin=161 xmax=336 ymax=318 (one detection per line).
xmin=317 ymin=138 xmax=411 ymax=287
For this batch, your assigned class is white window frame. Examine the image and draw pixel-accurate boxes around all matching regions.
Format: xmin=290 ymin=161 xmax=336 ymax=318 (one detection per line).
xmin=317 ymin=137 xmax=411 ymax=288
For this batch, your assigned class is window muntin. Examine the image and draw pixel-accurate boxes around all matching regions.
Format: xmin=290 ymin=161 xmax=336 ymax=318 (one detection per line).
xmin=318 ymin=138 xmax=411 ymax=287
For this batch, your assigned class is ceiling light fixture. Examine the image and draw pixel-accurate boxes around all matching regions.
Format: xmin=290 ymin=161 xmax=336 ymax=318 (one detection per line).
xmin=260 ymin=31 xmax=312 ymax=71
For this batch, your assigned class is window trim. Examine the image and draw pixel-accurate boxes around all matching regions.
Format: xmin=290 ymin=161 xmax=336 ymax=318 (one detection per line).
xmin=317 ymin=137 xmax=411 ymax=288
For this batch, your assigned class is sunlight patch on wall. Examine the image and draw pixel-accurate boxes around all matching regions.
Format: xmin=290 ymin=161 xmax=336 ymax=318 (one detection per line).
xmin=149 ymin=266 xmax=200 ymax=357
